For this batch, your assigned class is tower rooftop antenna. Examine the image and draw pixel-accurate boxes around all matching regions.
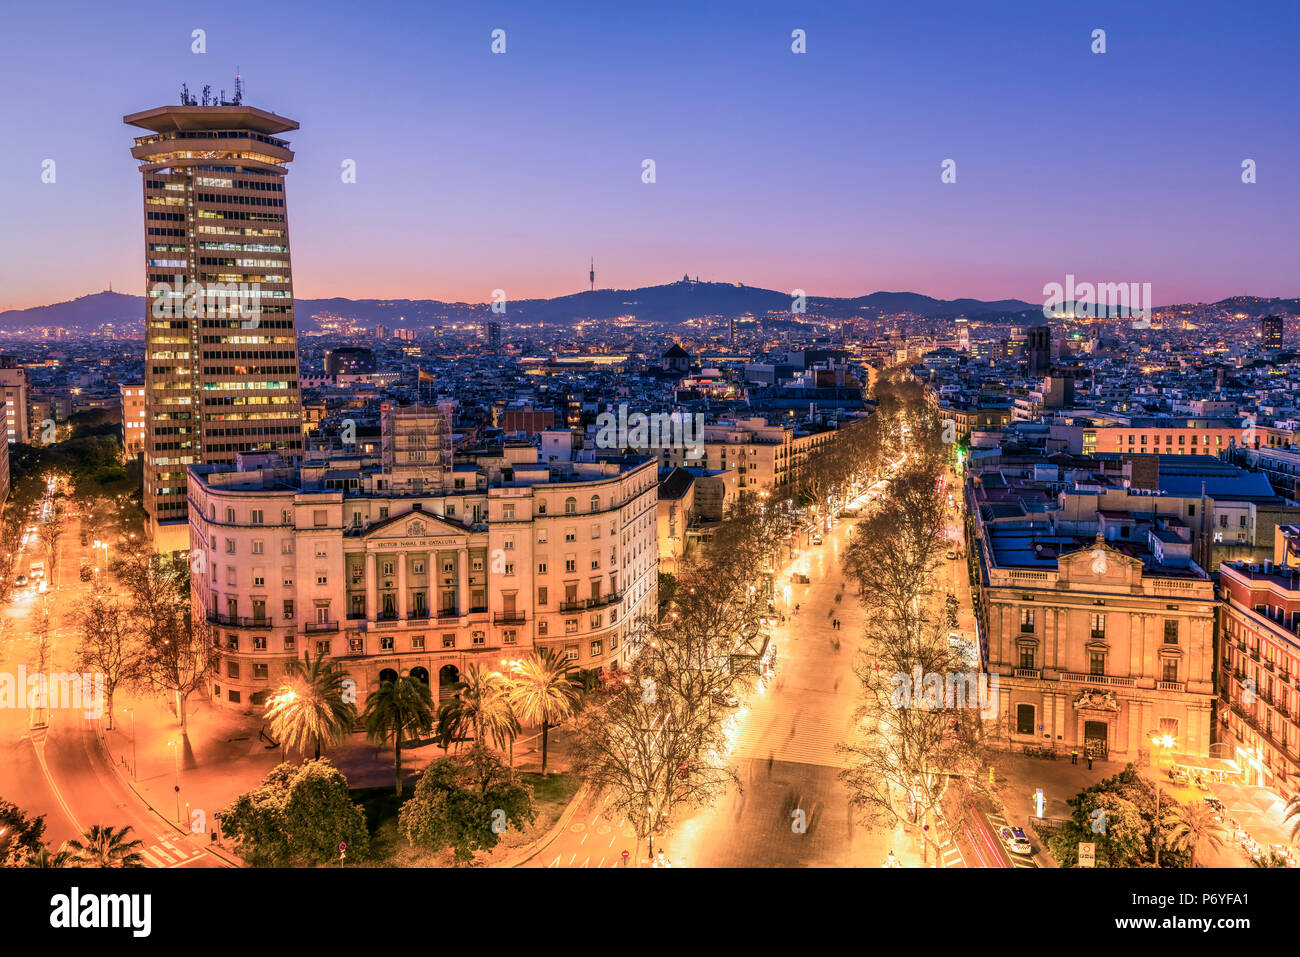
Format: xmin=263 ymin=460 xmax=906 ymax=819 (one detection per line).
xmin=589 ymin=257 xmax=595 ymax=292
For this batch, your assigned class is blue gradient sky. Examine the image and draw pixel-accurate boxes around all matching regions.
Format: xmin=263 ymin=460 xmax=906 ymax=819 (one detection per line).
xmin=0 ymin=0 xmax=1296 ymax=309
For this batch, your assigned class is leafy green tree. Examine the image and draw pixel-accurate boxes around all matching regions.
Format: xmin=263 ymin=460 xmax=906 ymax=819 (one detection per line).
xmin=398 ymin=746 xmax=536 ymax=865
xmin=0 ymin=799 xmax=48 ymax=867
xmin=508 ymin=649 xmax=580 ymax=775
xmin=220 ymin=759 xmax=369 ymax=866
xmin=657 ymin=571 xmax=678 ymax=607
xmin=363 ymin=676 xmax=435 ymax=796
xmin=265 ymin=650 xmax=357 ymax=759
xmin=1285 ymin=790 xmax=1300 ymax=843
xmin=1046 ymin=765 xmax=1189 ymax=867
xmin=65 ymin=824 xmax=146 ymax=868
xmin=220 ymin=764 xmax=298 ymax=866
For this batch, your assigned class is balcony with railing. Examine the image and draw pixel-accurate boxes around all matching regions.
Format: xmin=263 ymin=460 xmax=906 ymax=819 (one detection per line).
xmin=494 ymin=611 xmax=527 ymax=625
xmin=207 ymin=612 xmax=274 ymax=628
xmin=304 ymin=620 xmax=339 ymax=633
xmin=1058 ymin=671 xmax=1136 ymax=688
xmin=586 ymin=591 xmax=623 ymax=610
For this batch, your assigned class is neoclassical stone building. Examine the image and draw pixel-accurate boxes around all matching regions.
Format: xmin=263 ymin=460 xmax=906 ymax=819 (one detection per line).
xmin=189 ymin=433 xmax=659 ymax=711
xmin=973 ymin=527 xmax=1216 ymax=760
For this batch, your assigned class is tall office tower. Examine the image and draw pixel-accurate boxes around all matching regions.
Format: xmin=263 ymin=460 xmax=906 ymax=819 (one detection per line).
xmin=487 ymin=321 xmax=502 ymax=352
xmin=0 ymin=357 xmax=30 ymax=444
xmin=0 ymin=434 xmax=9 ymax=507
xmin=120 ymin=382 xmax=147 ymax=459
xmin=125 ymin=96 xmax=304 ymax=553
xmin=1262 ymin=314 xmax=1284 ymax=352
xmin=1026 ymin=324 xmax=1052 ymax=376
xmin=954 ymin=316 xmax=970 ymax=351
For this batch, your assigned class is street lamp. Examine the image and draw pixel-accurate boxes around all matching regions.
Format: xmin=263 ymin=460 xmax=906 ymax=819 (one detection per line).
xmin=124 ymin=707 xmax=136 ymax=779
xmin=168 ymin=739 xmax=181 ymax=825
xmin=1148 ymin=731 xmax=1176 ymax=867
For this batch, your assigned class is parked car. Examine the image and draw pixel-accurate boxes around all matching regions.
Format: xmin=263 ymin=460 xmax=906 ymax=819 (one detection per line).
xmin=1169 ymin=767 xmax=1190 ymax=785
xmin=711 ymin=690 xmax=740 ymax=708
xmin=811 ymin=534 xmax=823 ymax=546
xmin=14 ymin=574 xmax=27 ymax=587
xmin=999 ymin=825 xmax=1032 ymax=856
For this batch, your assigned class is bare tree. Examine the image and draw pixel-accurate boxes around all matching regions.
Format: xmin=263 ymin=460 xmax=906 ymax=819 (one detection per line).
xmin=572 ymin=671 xmax=736 ymax=851
xmin=0 ymin=502 xmax=25 ymax=606
xmin=838 ymin=614 xmax=994 ymax=864
xmin=38 ymin=494 xmax=67 ymax=585
xmin=573 ymin=492 xmax=784 ymax=847
xmin=75 ymin=586 xmax=146 ymax=731
xmin=113 ymin=550 xmax=215 ymax=735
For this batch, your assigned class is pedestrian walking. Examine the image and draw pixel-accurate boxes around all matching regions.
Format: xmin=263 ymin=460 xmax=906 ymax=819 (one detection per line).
xmin=1087 ymin=755 xmax=1093 ymax=770
xmin=1071 ymin=749 xmax=1078 ymax=765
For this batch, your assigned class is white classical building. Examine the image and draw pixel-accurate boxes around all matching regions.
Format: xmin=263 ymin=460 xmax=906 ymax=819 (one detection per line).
xmin=188 ymin=422 xmax=660 ymax=710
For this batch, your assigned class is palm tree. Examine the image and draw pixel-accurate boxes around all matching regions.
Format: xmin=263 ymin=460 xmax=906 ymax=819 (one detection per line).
xmin=25 ymin=844 xmax=73 ymax=868
xmin=363 ymin=675 xmax=435 ymax=796
xmin=265 ymin=650 xmax=357 ymax=760
xmin=1163 ymin=802 xmax=1226 ymax=868
xmin=1284 ymin=790 xmax=1300 ymax=843
xmin=65 ymin=825 xmax=146 ymax=868
xmin=507 ymin=649 xmax=580 ymax=775
xmin=436 ymin=664 xmax=516 ymax=753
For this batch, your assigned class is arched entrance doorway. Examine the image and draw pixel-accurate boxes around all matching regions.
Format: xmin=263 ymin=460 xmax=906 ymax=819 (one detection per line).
xmin=378 ymin=668 xmax=399 ymax=686
xmin=438 ymin=664 xmax=460 ymax=701
xmin=409 ymin=666 xmax=429 ymax=685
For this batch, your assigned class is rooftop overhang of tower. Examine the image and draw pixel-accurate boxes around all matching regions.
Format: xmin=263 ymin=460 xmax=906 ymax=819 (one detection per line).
xmin=123 ymin=104 xmax=299 ymax=135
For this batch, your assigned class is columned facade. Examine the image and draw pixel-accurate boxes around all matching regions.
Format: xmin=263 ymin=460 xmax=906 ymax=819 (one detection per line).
xmin=978 ymin=540 xmax=1216 ymax=760
xmin=189 ymin=455 xmax=660 ymax=711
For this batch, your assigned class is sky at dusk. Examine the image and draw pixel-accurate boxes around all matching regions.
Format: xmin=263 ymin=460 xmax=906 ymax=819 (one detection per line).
xmin=0 ymin=0 xmax=1296 ymax=310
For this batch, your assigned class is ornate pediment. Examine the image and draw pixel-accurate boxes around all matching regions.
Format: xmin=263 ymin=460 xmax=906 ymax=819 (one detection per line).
xmin=365 ymin=509 xmax=465 ymax=544
xmin=1073 ymin=688 xmax=1121 ymax=712
xmin=1057 ymin=535 xmax=1140 ymax=590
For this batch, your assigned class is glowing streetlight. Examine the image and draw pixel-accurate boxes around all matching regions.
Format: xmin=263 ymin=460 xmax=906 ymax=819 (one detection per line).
xmin=1148 ymin=730 xmax=1177 ymax=867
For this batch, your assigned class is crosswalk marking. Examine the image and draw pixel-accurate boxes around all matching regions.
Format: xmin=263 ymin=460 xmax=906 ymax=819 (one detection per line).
xmin=137 ymin=839 xmax=199 ymax=869
xmin=939 ymin=840 xmax=966 ymax=868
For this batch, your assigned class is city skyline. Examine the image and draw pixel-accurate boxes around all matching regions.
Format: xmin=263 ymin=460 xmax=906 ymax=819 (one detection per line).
xmin=2 ymin=0 xmax=1298 ymax=311
xmin=4 ymin=0 xmax=1300 ymax=917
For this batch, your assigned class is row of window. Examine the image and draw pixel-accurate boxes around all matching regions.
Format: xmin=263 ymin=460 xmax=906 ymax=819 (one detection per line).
xmin=1018 ymin=608 xmax=1180 ymax=642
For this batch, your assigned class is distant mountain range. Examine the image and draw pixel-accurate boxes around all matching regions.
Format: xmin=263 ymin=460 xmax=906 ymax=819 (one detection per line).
xmin=2 ymin=283 xmax=1296 ymax=335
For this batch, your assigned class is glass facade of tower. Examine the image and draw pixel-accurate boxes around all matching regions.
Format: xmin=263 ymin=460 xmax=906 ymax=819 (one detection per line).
xmin=125 ymin=104 xmax=304 ymax=544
